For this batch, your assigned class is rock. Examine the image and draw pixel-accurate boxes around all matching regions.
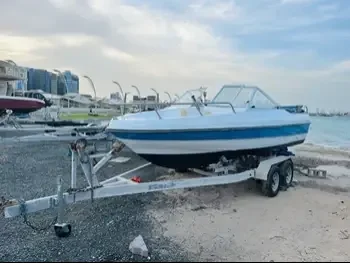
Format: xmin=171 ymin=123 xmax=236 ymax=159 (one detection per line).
xmin=129 ymin=235 xmax=149 ymax=258
xmin=191 ymin=205 xmax=207 ymax=211
xmin=159 ymin=248 xmax=170 ymax=257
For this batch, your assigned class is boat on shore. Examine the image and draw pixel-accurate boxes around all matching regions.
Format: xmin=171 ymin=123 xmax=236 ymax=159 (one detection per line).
xmin=106 ymin=85 xmax=311 ymax=170
xmin=0 ymin=89 xmax=54 ymax=115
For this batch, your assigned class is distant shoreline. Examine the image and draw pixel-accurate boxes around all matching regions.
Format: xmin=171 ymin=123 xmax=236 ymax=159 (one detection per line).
xmin=309 ymin=113 xmax=349 ymax=117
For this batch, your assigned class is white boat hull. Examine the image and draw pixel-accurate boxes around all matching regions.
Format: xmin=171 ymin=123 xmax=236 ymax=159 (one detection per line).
xmin=119 ymin=133 xmax=307 ymax=155
xmin=107 ymin=110 xmax=310 ymax=169
xmin=105 ymin=85 xmax=312 ymax=169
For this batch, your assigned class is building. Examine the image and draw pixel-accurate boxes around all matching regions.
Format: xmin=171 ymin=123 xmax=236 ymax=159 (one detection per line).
xmin=26 ymin=68 xmax=79 ymax=95
xmin=146 ymin=95 xmax=157 ymax=110
xmin=27 ymin=68 xmax=51 ymax=93
xmin=71 ymin=74 xmax=79 ymax=94
xmin=27 ymin=68 xmax=35 ymax=91
xmin=50 ymin=73 xmax=58 ymax=94
xmin=110 ymin=92 xmax=122 ymax=101
xmin=14 ymin=67 xmax=28 ymax=92
xmin=63 ymin=70 xmax=72 ymax=93
xmin=57 ymin=75 xmax=66 ymax=95
xmin=29 ymin=69 xmax=51 ymax=93
xmin=62 ymin=71 xmax=79 ymax=94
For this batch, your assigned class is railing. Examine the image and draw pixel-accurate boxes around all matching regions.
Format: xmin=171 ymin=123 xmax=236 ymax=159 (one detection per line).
xmin=276 ymin=105 xmax=309 ymax=114
xmin=114 ymin=101 xmax=236 ymax=120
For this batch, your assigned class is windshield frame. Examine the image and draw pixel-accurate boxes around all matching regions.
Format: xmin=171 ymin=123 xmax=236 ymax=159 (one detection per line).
xmin=211 ymin=85 xmax=279 ymax=109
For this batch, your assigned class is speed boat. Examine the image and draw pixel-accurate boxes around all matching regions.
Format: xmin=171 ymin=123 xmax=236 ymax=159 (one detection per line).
xmin=0 ymin=95 xmax=48 ymax=115
xmin=105 ymin=85 xmax=311 ymax=169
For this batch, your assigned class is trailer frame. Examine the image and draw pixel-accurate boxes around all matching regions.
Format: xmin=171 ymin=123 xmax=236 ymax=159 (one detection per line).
xmin=1 ymin=133 xmax=295 ymax=238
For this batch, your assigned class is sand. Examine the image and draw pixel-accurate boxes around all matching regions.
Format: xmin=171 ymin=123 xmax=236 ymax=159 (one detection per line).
xmin=147 ymin=146 xmax=350 ymax=262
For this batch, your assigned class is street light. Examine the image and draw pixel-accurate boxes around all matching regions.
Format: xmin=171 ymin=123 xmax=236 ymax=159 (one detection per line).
xmin=131 ymin=85 xmax=141 ymax=99
xmin=150 ymin=88 xmax=159 ymax=100
xmin=113 ymin=81 xmax=125 ymax=115
xmin=53 ymin=69 xmax=71 ymax=109
xmin=83 ymin=75 xmax=97 ymax=108
xmin=112 ymin=81 xmax=124 ymax=101
xmin=131 ymin=85 xmax=142 ymax=112
xmin=122 ymin=91 xmax=131 ymax=115
xmin=150 ymin=88 xmax=160 ymax=110
xmin=124 ymin=92 xmax=130 ymax=103
xmin=164 ymin=91 xmax=172 ymax=103
xmin=53 ymin=69 xmax=69 ymax=94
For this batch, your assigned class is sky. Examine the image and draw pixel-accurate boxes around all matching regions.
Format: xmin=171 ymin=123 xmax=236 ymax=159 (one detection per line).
xmin=0 ymin=0 xmax=350 ymax=112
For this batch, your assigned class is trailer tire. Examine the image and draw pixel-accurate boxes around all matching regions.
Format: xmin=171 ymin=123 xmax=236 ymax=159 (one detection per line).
xmin=261 ymin=165 xmax=281 ymax=197
xmin=280 ymin=159 xmax=294 ymax=188
xmin=54 ymin=223 xmax=72 ymax=238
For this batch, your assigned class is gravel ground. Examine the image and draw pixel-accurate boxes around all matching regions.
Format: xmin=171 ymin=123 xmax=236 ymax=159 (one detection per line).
xmin=0 ymin=142 xmax=196 ymax=262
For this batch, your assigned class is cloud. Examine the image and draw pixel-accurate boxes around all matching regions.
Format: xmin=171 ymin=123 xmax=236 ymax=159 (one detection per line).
xmin=0 ymin=0 xmax=349 ymax=111
xmin=189 ymin=0 xmax=241 ymax=20
xmin=101 ymin=47 xmax=135 ymax=63
xmin=54 ymin=34 xmax=101 ymax=47
xmin=280 ymin=0 xmax=315 ymax=4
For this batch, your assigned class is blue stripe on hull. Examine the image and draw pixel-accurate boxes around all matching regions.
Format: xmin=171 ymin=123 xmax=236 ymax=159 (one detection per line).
xmin=109 ymin=123 xmax=310 ymax=141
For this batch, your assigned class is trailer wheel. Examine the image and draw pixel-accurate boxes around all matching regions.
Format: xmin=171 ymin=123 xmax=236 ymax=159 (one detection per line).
xmin=261 ymin=165 xmax=281 ymax=197
xmin=54 ymin=223 xmax=72 ymax=238
xmin=280 ymin=159 xmax=294 ymax=188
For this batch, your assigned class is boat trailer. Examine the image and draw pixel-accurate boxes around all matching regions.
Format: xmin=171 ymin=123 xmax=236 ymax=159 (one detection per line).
xmin=0 ymin=109 xmax=108 ymax=139
xmin=0 ymin=127 xmax=296 ymax=238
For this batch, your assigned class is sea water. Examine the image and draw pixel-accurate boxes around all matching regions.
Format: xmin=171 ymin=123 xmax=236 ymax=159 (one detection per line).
xmin=306 ymin=116 xmax=350 ymax=151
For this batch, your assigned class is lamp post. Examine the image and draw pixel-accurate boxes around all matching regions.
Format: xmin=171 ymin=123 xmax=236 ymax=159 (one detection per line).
xmin=150 ymin=88 xmax=160 ymax=110
xmin=123 ymin=91 xmax=130 ymax=115
xmin=112 ymin=81 xmax=124 ymax=101
xmin=131 ymin=85 xmax=141 ymax=99
xmin=164 ymin=91 xmax=172 ymax=103
xmin=53 ymin=69 xmax=70 ymax=108
xmin=53 ymin=69 xmax=69 ymax=94
xmin=83 ymin=75 xmax=97 ymax=109
xmin=131 ymin=85 xmax=142 ymax=112
xmin=112 ymin=81 xmax=125 ymax=115
xmin=150 ymin=88 xmax=159 ymax=102
xmin=124 ymin=92 xmax=130 ymax=103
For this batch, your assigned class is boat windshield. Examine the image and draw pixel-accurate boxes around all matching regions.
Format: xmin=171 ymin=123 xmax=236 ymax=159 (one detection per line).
xmin=211 ymin=85 xmax=278 ymax=109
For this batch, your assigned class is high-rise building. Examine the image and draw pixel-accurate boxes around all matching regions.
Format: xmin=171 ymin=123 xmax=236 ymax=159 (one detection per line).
xmin=27 ymin=68 xmax=35 ymax=90
xmin=26 ymin=68 xmax=79 ymax=95
xmin=63 ymin=70 xmax=72 ymax=93
xmin=50 ymin=73 xmax=58 ymax=94
xmin=71 ymin=74 xmax=79 ymax=93
xmin=27 ymin=68 xmax=51 ymax=93
xmin=57 ymin=76 xmax=66 ymax=95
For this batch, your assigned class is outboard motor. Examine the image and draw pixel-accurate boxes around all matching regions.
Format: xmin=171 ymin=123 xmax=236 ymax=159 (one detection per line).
xmin=41 ymin=96 xmax=53 ymax=107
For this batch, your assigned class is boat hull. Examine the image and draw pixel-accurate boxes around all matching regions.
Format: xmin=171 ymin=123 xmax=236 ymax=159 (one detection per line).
xmin=0 ymin=96 xmax=46 ymax=114
xmin=137 ymin=139 xmax=304 ymax=169
xmin=108 ymin=122 xmax=310 ymax=169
